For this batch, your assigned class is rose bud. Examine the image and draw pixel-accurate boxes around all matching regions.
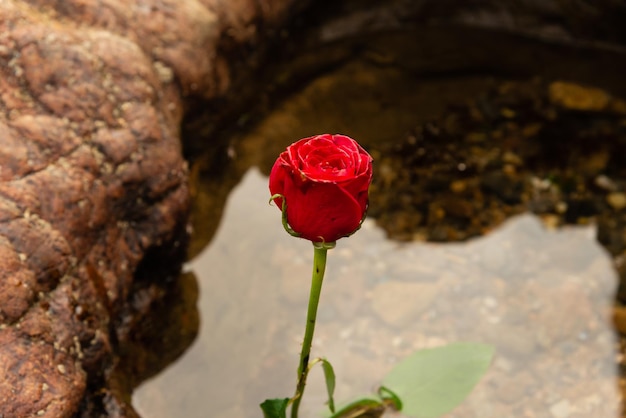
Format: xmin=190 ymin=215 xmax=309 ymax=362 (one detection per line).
xmin=269 ymin=134 xmax=373 ymax=243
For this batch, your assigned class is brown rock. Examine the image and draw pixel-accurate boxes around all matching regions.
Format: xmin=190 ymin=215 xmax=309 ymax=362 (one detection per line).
xmin=548 ymin=81 xmax=611 ymax=111
xmin=0 ymin=0 xmax=300 ymax=417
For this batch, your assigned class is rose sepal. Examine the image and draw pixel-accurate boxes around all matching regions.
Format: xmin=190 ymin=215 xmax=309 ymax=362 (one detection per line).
xmin=312 ymin=241 xmax=336 ymax=250
xmin=269 ymin=194 xmax=301 ymax=238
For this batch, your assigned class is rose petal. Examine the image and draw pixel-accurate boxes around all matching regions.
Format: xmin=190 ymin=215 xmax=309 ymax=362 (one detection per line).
xmin=283 ymin=176 xmax=363 ymax=242
xmin=269 ymin=155 xmax=290 ymax=209
xmin=299 ymin=137 xmax=359 ymax=182
xmin=340 ymin=171 xmax=372 ymax=213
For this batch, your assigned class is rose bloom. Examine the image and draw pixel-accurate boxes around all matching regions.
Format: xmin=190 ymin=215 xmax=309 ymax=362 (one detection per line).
xmin=269 ymin=134 xmax=373 ymax=243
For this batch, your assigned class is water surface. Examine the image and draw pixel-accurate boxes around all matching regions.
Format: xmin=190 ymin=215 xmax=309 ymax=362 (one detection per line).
xmin=133 ymin=168 xmax=620 ymax=417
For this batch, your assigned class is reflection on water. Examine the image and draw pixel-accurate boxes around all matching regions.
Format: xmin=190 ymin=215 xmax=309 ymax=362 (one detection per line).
xmin=133 ymin=168 xmax=620 ymax=417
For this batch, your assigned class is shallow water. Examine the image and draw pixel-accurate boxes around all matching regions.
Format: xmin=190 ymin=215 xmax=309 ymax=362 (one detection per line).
xmin=133 ymin=167 xmax=620 ymax=417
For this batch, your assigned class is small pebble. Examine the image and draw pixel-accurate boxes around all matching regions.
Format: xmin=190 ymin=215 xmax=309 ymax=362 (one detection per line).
xmin=484 ymin=297 xmax=498 ymax=308
xmin=595 ymin=175 xmax=617 ymax=191
xmin=550 ymin=399 xmax=571 ymax=418
xmin=450 ymin=180 xmax=467 ymax=193
xmin=502 ymin=151 xmax=523 ymax=166
xmin=607 ymin=192 xmax=626 ymax=210
xmin=549 ymin=81 xmax=610 ymax=111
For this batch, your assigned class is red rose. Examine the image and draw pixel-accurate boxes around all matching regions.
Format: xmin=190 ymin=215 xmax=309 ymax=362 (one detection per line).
xmin=269 ymin=134 xmax=373 ymax=243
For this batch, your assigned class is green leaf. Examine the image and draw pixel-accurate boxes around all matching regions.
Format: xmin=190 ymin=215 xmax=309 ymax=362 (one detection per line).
xmin=308 ymin=357 xmax=337 ymax=413
xmin=260 ymin=398 xmax=289 ymax=418
xmin=382 ymin=342 xmax=494 ymax=418
xmin=320 ymin=359 xmax=336 ymax=413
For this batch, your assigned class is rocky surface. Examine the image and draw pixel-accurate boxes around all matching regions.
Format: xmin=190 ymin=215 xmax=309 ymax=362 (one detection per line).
xmin=0 ymin=0 xmax=300 ymax=417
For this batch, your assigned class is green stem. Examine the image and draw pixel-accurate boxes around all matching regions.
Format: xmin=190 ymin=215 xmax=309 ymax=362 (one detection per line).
xmin=290 ymin=245 xmax=328 ymax=418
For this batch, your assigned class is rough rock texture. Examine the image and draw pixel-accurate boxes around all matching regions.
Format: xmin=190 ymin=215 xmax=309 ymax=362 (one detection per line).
xmin=0 ymin=0 xmax=299 ymax=417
